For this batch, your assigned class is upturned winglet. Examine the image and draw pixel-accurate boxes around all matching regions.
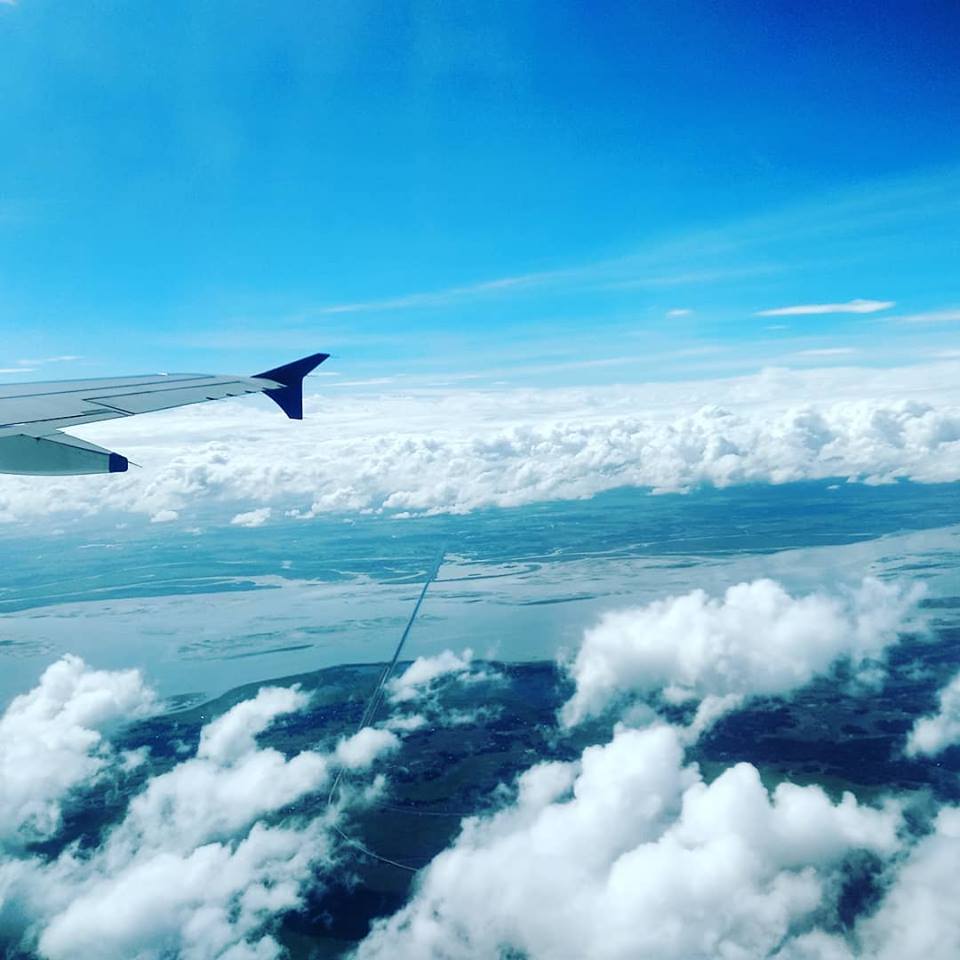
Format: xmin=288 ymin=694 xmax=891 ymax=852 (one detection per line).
xmin=253 ymin=352 xmax=330 ymax=420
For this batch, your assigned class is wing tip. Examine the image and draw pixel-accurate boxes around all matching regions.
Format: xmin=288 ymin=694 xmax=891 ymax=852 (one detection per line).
xmin=254 ymin=352 xmax=330 ymax=420
xmin=254 ymin=352 xmax=330 ymax=385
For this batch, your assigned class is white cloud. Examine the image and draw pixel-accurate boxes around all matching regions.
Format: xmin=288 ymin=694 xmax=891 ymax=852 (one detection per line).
xmin=310 ymin=270 xmax=553 ymax=317
xmin=561 ymin=578 xmax=922 ymax=732
xmin=665 ymin=308 xmax=692 ymax=317
xmin=198 ymin=685 xmax=309 ymax=764
xmin=16 ymin=356 xmax=82 ymax=367
xmin=385 ymin=650 xmax=503 ymax=731
xmin=3 ymin=361 xmax=960 ymax=524
xmin=905 ymin=671 xmax=960 ymax=757
xmin=335 ymin=727 xmax=400 ymax=769
xmin=328 ymin=377 xmax=398 ymax=388
xmin=383 ymin=713 xmax=428 ymax=733
xmin=756 ymin=299 xmax=894 ymax=316
xmin=0 ymin=656 xmax=156 ymax=847
xmin=388 ymin=649 xmax=477 ymax=704
xmin=230 ymin=507 xmax=272 ymax=528
xmin=0 ymin=570 xmax=948 ymax=960
xmin=34 ymin=821 xmax=328 ymax=960
xmin=355 ymin=724 xmax=901 ymax=960
xmin=775 ymin=807 xmax=960 ymax=960
xmin=0 ymin=665 xmax=400 ymax=959
xmin=772 ymin=931 xmax=857 ymax=960
xmin=149 ymin=509 xmax=178 ymax=524
xmin=348 ymin=574 xmax=954 ymax=960
xmin=794 ymin=348 xmax=857 ymax=357
xmin=895 ymin=308 xmax=960 ymax=325
xmin=856 ymin=806 xmax=960 ymax=960
xmin=347 ymin=570 xmax=951 ymax=960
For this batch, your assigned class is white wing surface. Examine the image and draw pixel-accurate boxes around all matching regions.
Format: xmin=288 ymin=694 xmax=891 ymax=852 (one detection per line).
xmin=0 ymin=353 xmax=329 ymax=475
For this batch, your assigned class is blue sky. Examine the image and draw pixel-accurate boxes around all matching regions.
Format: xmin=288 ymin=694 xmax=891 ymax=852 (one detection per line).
xmin=1 ymin=0 xmax=958 ymax=386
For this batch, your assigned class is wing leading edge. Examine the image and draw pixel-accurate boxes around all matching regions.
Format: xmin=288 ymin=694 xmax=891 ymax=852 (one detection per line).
xmin=0 ymin=352 xmax=329 ymax=476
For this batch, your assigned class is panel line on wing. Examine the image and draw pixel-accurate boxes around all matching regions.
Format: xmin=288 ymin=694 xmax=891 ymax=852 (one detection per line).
xmin=0 ymin=374 xmax=212 ymax=401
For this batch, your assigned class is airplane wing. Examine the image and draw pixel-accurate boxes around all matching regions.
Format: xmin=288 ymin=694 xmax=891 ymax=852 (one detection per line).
xmin=0 ymin=352 xmax=329 ymax=476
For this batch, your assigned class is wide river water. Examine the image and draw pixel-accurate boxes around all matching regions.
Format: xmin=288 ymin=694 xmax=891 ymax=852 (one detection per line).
xmin=2 ymin=480 xmax=960 ymax=706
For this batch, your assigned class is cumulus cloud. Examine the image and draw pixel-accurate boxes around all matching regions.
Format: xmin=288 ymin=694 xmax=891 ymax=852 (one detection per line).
xmin=33 ymin=821 xmax=329 ymax=960
xmin=0 ymin=656 xmax=156 ymax=847
xmin=198 ymin=685 xmax=307 ymax=763
xmin=0 ymin=665 xmax=399 ymax=959
xmin=335 ymin=727 xmax=400 ymax=769
xmin=855 ymin=806 xmax=960 ymax=960
xmin=774 ymin=807 xmax=960 ymax=960
xmin=231 ymin=507 xmax=272 ymax=528
xmin=905 ymin=671 xmax=960 ymax=757
xmin=0 ymin=583 xmax=946 ymax=958
xmin=2 ymin=362 xmax=960 ymax=524
xmin=109 ymin=686 xmax=334 ymax=856
xmin=383 ymin=713 xmax=428 ymax=733
xmin=561 ymin=578 xmax=922 ymax=732
xmin=384 ymin=650 xmax=503 ymax=733
xmin=756 ymin=299 xmax=894 ymax=316
xmin=351 ymin=575 xmax=955 ymax=960
xmin=355 ymin=724 xmax=902 ymax=960
xmin=387 ymin=649 xmax=477 ymax=704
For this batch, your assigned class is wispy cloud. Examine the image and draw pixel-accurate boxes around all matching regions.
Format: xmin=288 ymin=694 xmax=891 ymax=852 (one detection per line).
xmin=312 ymin=272 xmax=557 ymax=316
xmin=894 ymin=308 xmax=960 ymax=325
xmin=177 ymin=165 xmax=958 ymax=357
xmin=0 ymin=356 xmax=81 ymax=377
xmin=606 ymin=263 xmax=785 ymax=291
xmin=311 ymin=170 xmax=950 ymax=324
xmin=329 ymin=377 xmax=398 ymax=387
xmin=756 ymin=299 xmax=894 ymax=317
xmin=391 ymin=347 xmax=729 ymax=386
xmin=17 ymin=355 xmax=82 ymax=366
xmin=291 ymin=262 xmax=776 ymax=328
xmin=793 ymin=347 xmax=858 ymax=357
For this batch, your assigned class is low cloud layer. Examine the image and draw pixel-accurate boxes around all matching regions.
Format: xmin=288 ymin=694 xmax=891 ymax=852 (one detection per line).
xmin=854 ymin=806 xmax=960 ymax=960
xmin=2 ymin=362 xmax=960 ymax=524
xmin=0 ymin=655 xmax=156 ymax=848
xmin=385 ymin=649 xmax=503 ymax=731
xmin=906 ymin=671 xmax=960 ymax=757
xmin=0 ymin=660 xmax=398 ymax=960
xmin=561 ymin=578 xmax=922 ymax=732
xmin=0 ymin=571 xmax=951 ymax=959
xmin=388 ymin=649 xmax=481 ymax=704
xmin=355 ymin=724 xmax=902 ymax=960
xmin=777 ymin=807 xmax=960 ymax=960
xmin=353 ymin=577 xmax=956 ymax=960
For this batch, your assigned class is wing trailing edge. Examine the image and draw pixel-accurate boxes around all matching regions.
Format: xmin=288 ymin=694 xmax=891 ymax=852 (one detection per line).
xmin=0 ymin=433 xmax=128 ymax=476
